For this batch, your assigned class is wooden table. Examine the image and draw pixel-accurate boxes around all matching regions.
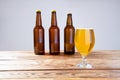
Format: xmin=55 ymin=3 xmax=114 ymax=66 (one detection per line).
xmin=0 ymin=50 xmax=120 ymax=80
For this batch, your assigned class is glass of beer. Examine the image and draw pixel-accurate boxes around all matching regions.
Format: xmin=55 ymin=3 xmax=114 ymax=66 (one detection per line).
xmin=74 ymin=28 xmax=95 ymax=68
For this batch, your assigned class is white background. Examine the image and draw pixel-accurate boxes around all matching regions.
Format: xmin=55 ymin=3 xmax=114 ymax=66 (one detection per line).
xmin=0 ymin=0 xmax=120 ymax=51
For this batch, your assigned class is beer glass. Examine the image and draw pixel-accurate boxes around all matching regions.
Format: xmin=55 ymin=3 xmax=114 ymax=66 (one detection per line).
xmin=74 ymin=28 xmax=95 ymax=68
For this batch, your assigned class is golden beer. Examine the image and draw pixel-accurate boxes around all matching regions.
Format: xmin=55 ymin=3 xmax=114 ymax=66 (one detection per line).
xmin=75 ymin=28 xmax=95 ymax=57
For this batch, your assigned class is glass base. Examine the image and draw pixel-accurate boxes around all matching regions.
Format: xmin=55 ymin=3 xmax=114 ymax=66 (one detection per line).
xmin=76 ymin=63 xmax=92 ymax=68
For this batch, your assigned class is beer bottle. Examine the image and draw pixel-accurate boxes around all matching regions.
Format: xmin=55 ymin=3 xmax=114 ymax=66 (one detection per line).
xmin=49 ymin=10 xmax=60 ymax=55
xmin=64 ymin=13 xmax=75 ymax=55
xmin=33 ymin=10 xmax=45 ymax=55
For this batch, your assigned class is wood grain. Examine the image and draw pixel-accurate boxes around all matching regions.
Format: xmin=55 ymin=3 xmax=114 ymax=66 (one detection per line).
xmin=0 ymin=51 xmax=119 ymax=70
xmin=1 ymin=78 xmax=120 ymax=80
xmin=0 ymin=70 xmax=120 ymax=78
xmin=0 ymin=50 xmax=120 ymax=79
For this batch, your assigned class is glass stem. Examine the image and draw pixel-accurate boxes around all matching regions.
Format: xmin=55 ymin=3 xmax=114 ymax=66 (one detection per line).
xmin=82 ymin=56 xmax=87 ymax=66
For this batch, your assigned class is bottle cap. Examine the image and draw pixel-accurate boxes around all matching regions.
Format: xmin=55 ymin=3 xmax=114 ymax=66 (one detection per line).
xmin=67 ymin=13 xmax=72 ymax=15
xmin=52 ymin=10 xmax=56 ymax=13
xmin=36 ymin=10 xmax=41 ymax=13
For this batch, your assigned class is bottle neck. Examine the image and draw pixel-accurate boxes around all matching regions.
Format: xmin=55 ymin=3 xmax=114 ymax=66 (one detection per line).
xmin=66 ymin=14 xmax=73 ymax=26
xmin=51 ymin=11 xmax=57 ymax=26
xmin=36 ymin=12 xmax=42 ymax=26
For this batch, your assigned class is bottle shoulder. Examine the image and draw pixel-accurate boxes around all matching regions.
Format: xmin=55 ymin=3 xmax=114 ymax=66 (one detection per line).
xmin=34 ymin=26 xmax=44 ymax=29
xmin=49 ymin=26 xmax=59 ymax=29
xmin=64 ymin=25 xmax=75 ymax=30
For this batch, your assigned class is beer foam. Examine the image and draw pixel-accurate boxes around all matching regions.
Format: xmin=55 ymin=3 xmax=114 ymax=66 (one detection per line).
xmin=76 ymin=28 xmax=93 ymax=30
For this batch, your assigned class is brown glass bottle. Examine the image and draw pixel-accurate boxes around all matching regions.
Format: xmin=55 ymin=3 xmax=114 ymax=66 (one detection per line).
xmin=33 ymin=10 xmax=45 ymax=55
xmin=64 ymin=13 xmax=75 ymax=55
xmin=49 ymin=11 xmax=60 ymax=55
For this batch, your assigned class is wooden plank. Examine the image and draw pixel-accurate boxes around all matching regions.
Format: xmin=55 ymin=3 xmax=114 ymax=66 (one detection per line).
xmin=0 ymin=78 xmax=120 ymax=80
xmin=0 ymin=51 xmax=119 ymax=60
xmin=0 ymin=51 xmax=119 ymax=70
xmin=0 ymin=51 xmax=119 ymax=79
xmin=0 ymin=79 xmax=52 ymax=80
xmin=0 ymin=50 xmax=120 ymax=56
xmin=0 ymin=58 xmax=119 ymax=70
xmin=0 ymin=70 xmax=120 ymax=78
